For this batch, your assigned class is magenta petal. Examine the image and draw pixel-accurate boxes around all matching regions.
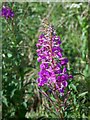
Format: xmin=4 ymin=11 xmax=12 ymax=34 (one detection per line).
xmin=62 ymin=81 xmax=68 ymax=87
xmin=69 ymin=75 xmax=73 ymax=79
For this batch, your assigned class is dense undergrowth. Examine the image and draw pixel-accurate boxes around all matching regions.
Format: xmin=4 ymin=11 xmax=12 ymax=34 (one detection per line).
xmin=1 ymin=2 xmax=90 ymax=120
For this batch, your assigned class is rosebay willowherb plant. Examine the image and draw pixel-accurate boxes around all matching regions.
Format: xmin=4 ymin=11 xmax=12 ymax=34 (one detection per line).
xmin=36 ymin=19 xmax=73 ymax=118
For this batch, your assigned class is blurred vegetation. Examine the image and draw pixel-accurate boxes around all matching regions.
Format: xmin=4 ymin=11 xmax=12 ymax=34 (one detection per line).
xmin=1 ymin=2 xmax=90 ymax=120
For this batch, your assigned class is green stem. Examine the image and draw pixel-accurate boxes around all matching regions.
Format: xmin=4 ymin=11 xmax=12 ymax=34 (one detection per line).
xmin=87 ymin=4 xmax=90 ymax=61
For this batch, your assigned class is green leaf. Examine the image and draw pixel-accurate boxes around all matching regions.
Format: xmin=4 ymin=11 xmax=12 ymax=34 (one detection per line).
xmin=50 ymin=95 xmax=56 ymax=102
xmin=79 ymin=91 xmax=88 ymax=97
xmin=70 ymin=84 xmax=77 ymax=92
xmin=2 ymin=96 xmax=8 ymax=107
xmin=7 ymin=53 xmax=12 ymax=58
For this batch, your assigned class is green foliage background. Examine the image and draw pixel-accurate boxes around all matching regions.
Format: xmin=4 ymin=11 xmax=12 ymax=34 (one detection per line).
xmin=1 ymin=2 xmax=90 ymax=120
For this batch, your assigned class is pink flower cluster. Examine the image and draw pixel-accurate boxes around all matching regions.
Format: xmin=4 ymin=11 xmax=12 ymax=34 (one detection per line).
xmin=0 ymin=6 xmax=14 ymax=19
xmin=36 ymin=25 xmax=73 ymax=93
